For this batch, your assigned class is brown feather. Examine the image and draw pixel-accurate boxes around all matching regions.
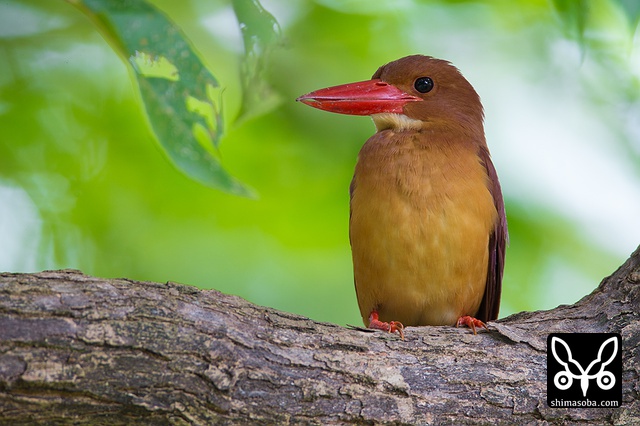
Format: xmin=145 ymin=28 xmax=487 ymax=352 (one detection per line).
xmin=476 ymin=146 xmax=507 ymax=322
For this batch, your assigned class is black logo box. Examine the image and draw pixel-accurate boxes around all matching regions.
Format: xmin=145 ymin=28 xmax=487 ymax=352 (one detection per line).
xmin=547 ymin=333 xmax=622 ymax=407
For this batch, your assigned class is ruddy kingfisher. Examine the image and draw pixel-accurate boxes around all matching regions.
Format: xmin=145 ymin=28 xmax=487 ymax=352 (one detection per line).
xmin=297 ymin=55 xmax=507 ymax=338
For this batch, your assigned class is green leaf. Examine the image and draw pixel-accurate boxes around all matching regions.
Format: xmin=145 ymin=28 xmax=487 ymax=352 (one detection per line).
xmin=552 ymin=0 xmax=589 ymax=46
xmin=614 ymin=0 xmax=640 ymax=27
xmin=68 ymin=0 xmax=254 ymax=197
xmin=232 ymin=0 xmax=281 ymax=122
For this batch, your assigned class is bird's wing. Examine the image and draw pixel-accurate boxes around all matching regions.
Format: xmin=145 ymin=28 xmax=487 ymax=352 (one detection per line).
xmin=476 ymin=146 xmax=508 ymax=322
xmin=349 ymin=176 xmax=361 ymax=303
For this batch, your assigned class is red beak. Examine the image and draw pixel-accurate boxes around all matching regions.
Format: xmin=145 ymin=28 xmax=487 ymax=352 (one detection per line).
xmin=297 ymin=79 xmax=421 ymax=116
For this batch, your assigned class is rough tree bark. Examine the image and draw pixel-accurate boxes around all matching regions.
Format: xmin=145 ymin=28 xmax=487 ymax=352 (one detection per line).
xmin=0 ymin=246 xmax=639 ymax=425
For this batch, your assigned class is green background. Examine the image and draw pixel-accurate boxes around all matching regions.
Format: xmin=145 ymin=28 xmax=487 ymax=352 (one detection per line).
xmin=1 ymin=0 xmax=639 ymax=327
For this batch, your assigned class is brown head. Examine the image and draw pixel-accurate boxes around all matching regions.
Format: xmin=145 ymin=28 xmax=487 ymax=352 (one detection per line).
xmin=297 ymin=54 xmax=485 ymax=138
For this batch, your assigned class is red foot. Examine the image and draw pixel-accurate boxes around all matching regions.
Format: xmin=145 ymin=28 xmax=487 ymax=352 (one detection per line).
xmin=456 ymin=316 xmax=487 ymax=335
xmin=368 ymin=311 xmax=404 ymax=340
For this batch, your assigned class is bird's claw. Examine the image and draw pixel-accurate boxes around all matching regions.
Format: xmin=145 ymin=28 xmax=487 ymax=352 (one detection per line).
xmin=368 ymin=311 xmax=405 ymax=340
xmin=456 ymin=316 xmax=487 ymax=335
xmin=383 ymin=320 xmax=405 ymax=340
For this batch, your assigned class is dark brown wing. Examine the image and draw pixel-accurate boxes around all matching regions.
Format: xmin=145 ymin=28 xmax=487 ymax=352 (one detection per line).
xmin=476 ymin=146 xmax=508 ymax=322
xmin=349 ymin=175 xmax=362 ymax=317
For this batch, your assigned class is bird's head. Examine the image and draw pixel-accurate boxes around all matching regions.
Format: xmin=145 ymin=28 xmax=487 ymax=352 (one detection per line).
xmin=297 ymin=55 xmax=484 ymax=135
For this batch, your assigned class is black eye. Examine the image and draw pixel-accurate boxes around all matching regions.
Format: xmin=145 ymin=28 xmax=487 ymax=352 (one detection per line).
xmin=414 ymin=77 xmax=434 ymax=93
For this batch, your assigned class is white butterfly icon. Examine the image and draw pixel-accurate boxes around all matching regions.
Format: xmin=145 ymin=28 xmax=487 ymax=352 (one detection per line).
xmin=551 ymin=336 xmax=618 ymax=397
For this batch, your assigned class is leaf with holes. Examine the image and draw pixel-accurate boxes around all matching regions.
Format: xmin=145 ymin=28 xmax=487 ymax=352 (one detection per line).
xmin=68 ymin=0 xmax=254 ymax=197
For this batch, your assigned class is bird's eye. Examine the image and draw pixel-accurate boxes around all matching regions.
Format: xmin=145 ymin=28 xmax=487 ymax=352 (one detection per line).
xmin=414 ymin=77 xmax=434 ymax=93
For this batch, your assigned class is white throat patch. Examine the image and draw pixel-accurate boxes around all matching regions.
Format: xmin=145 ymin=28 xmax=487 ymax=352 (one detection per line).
xmin=372 ymin=113 xmax=423 ymax=132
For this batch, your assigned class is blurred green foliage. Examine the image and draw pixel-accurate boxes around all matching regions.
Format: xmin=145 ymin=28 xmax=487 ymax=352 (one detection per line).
xmin=0 ymin=0 xmax=638 ymax=327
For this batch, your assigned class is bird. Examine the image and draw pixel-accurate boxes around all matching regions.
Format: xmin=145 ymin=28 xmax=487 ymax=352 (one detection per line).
xmin=297 ymin=55 xmax=507 ymax=338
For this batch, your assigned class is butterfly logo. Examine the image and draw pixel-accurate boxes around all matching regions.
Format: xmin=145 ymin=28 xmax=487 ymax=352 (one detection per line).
xmin=550 ymin=336 xmax=618 ymax=397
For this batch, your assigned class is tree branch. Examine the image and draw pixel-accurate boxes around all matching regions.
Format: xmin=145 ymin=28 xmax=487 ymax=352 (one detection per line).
xmin=1 ymin=245 xmax=639 ymax=424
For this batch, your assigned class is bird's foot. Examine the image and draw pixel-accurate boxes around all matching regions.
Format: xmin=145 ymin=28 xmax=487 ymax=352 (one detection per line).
xmin=368 ymin=311 xmax=404 ymax=340
xmin=456 ymin=316 xmax=487 ymax=335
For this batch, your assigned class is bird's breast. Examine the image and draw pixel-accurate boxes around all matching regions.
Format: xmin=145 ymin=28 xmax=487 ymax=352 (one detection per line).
xmin=350 ymin=130 xmax=497 ymax=326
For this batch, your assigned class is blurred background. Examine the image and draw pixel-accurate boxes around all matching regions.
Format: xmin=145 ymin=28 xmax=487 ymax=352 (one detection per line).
xmin=1 ymin=0 xmax=639 ymax=326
